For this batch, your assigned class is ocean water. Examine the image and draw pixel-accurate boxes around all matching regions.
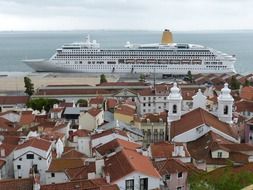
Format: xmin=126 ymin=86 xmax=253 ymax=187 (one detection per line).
xmin=0 ymin=30 xmax=252 ymax=74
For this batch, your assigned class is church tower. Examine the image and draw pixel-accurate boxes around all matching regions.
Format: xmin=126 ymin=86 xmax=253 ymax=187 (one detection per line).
xmin=167 ymin=83 xmax=182 ymax=122
xmin=218 ymin=83 xmax=234 ymax=124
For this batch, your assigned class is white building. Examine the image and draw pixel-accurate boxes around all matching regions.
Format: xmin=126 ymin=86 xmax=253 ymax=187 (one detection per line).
xmin=169 ymin=107 xmax=239 ymax=143
xmin=91 ymin=129 xmax=130 ymax=148
xmin=136 ymin=85 xmax=170 ymax=115
xmin=13 ymin=138 xmax=53 ymax=184
xmin=0 ymin=143 xmax=16 ymax=179
xmin=104 ymin=148 xmax=161 ymax=190
xmin=79 ymin=108 xmax=104 ymax=131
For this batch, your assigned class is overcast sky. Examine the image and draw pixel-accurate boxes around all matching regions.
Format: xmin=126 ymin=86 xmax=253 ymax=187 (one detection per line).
xmin=0 ymin=0 xmax=252 ymax=31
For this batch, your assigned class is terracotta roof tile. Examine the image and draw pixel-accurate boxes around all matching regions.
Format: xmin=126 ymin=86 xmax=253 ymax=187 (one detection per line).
xmin=95 ymin=138 xmax=141 ymax=156
xmin=91 ymin=129 xmax=128 ymax=140
xmin=104 ymin=149 xmax=160 ymax=182
xmin=171 ymin=108 xmax=237 ymax=140
xmin=0 ymin=143 xmax=16 ymax=158
xmin=153 ymin=158 xmax=188 ymax=175
xmin=107 ymin=99 xmax=118 ymax=109
xmin=150 ymin=141 xmax=190 ymax=159
xmin=0 ymin=178 xmax=33 ymax=190
xmin=89 ymin=96 xmax=104 ymax=105
xmin=0 ymin=96 xmax=29 ymax=105
xmin=235 ymin=100 xmax=253 ymax=112
xmin=115 ymin=105 xmax=135 ymax=116
xmin=48 ymin=158 xmax=85 ymax=172
xmin=240 ymin=86 xmax=253 ymax=101
xmin=16 ymin=138 xmax=52 ymax=152
xmin=0 ymin=117 xmax=16 ymax=131
xmin=61 ymin=149 xmax=87 ymax=159
xmin=97 ymin=82 xmax=147 ymax=87
xmin=20 ymin=111 xmax=35 ymax=125
xmin=65 ymin=162 xmax=95 ymax=180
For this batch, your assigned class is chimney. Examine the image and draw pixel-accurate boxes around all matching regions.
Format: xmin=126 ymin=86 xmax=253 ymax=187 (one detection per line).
xmin=33 ymin=174 xmax=40 ymax=190
xmin=105 ymin=172 xmax=110 ymax=183
xmin=161 ymin=29 xmax=173 ymax=44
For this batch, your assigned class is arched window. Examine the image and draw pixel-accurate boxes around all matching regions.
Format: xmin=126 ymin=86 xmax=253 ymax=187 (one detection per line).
xmin=224 ymin=105 xmax=228 ymax=115
xmin=173 ymin=104 xmax=177 ymax=114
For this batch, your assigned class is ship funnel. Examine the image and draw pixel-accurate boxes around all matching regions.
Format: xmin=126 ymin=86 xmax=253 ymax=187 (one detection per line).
xmin=161 ymin=29 xmax=173 ymax=44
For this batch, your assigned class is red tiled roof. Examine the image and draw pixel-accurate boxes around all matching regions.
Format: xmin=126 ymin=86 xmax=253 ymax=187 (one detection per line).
xmin=0 ymin=117 xmax=16 ymax=131
xmin=0 ymin=143 xmax=16 ymax=158
xmin=88 ymin=108 xmax=102 ymax=117
xmin=97 ymin=82 xmax=147 ymax=87
xmin=89 ymin=96 xmax=104 ymax=105
xmin=187 ymin=131 xmax=249 ymax=165
xmin=0 ymin=96 xmax=29 ymax=105
xmin=115 ymin=105 xmax=135 ymax=116
xmin=153 ymin=158 xmax=188 ymax=175
xmin=150 ymin=141 xmax=190 ymax=159
xmin=91 ymin=129 xmax=128 ymax=140
xmin=16 ymin=138 xmax=52 ymax=152
xmin=105 ymin=149 xmax=160 ymax=182
xmin=65 ymin=162 xmax=96 ymax=180
xmin=48 ymin=158 xmax=85 ymax=172
xmin=0 ymin=178 xmax=33 ymax=190
xmin=240 ymin=86 xmax=253 ymax=101
xmin=41 ymin=178 xmax=119 ymax=190
xmin=170 ymin=108 xmax=237 ymax=140
xmin=95 ymin=138 xmax=141 ymax=156
xmin=235 ymin=100 xmax=253 ymax=112
xmin=107 ymin=99 xmax=118 ymax=109
xmin=61 ymin=149 xmax=87 ymax=159
xmin=20 ymin=111 xmax=35 ymax=125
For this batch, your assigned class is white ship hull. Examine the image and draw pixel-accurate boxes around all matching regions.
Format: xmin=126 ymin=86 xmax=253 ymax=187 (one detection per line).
xmin=23 ymin=59 xmax=236 ymax=74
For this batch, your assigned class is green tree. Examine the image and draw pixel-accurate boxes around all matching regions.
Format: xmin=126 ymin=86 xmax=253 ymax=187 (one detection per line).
xmin=100 ymin=74 xmax=107 ymax=84
xmin=26 ymin=98 xmax=59 ymax=112
xmin=139 ymin=73 xmax=146 ymax=82
xmin=187 ymin=70 xmax=193 ymax=83
xmin=76 ymin=99 xmax=88 ymax=107
xmin=230 ymin=76 xmax=241 ymax=90
xmin=24 ymin=76 xmax=34 ymax=96
xmin=244 ymin=79 xmax=250 ymax=87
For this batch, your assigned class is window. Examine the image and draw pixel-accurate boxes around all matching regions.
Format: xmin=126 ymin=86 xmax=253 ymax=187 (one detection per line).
xmin=218 ymin=151 xmax=222 ymax=158
xmin=173 ymin=104 xmax=177 ymax=114
xmin=19 ymin=158 xmax=22 ymax=161
xmin=125 ymin=179 xmax=134 ymax=190
xmin=178 ymin=172 xmax=183 ymax=178
xmin=165 ymin=174 xmax=170 ymax=180
xmin=17 ymin=165 xmax=21 ymax=169
xmin=140 ymin=178 xmax=148 ymax=190
xmin=143 ymin=103 xmax=146 ymax=107
xmin=177 ymin=186 xmax=182 ymax=190
xmin=39 ymin=157 xmax=42 ymax=160
xmin=224 ymin=105 xmax=228 ymax=115
xmin=51 ymin=173 xmax=55 ymax=177
xmin=26 ymin=154 xmax=34 ymax=159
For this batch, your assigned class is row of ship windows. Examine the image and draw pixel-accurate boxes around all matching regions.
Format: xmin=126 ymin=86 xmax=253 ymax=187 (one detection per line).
xmin=62 ymin=50 xmax=213 ymax=55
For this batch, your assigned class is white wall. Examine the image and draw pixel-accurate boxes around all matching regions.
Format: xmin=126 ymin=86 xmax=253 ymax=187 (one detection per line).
xmin=78 ymin=137 xmax=91 ymax=156
xmin=211 ymin=149 xmax=229 ymax=158
xmin=92 ymin=134 xmax=129 ymax=148
xmin=13 ymin=147 xmax=52 ymax=184
xmin=113 ymin=172 xmax=160 ymax=190
xmin=172 ymin=124 xmax=210 ymax=143
xmin=46 ymin=172 xmax=69 ymax=184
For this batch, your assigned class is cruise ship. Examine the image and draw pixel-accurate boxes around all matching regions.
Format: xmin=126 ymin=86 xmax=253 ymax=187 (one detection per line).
xmin=23 ymin=30 xmax=236 ymax=75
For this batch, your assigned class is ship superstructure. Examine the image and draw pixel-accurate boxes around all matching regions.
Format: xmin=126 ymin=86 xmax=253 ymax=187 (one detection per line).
xmin=23 ymin=29 xmax=236 ymax=74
